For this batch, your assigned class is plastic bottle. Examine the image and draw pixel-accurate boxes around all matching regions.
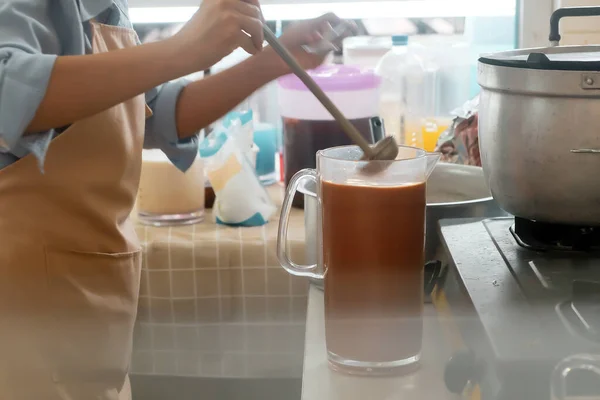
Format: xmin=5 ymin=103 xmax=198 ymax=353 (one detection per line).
xmin=403 ymin=50 xmax=438 ymax=151
xmin=375 ymin=35 xmax=409 ymax=144
xmin=375 ymin=35 xmax=438 ymax=149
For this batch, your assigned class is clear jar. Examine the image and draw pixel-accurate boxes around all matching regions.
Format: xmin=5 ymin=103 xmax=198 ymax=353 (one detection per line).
xmin=137 ymin=150 xmax=205 ymax=226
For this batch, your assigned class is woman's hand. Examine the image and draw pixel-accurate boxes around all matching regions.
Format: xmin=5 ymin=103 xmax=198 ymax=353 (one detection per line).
xmin=174 ymin=13 xmax=356 ymax=138
xmin=264 ymin=13 xmax=355 ymax=73
xmin=173 ymin=0 xmax=265 ymax=70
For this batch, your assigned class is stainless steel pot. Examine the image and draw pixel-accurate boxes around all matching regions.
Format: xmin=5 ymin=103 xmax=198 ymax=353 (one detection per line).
xmin=298 ymin=163 xmax=507 ymax=288
xmin=478 ymin=7 xmax=600 ymax=225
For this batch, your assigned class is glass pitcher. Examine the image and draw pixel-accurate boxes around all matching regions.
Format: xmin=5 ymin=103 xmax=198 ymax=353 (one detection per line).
xmin=277 ymin=145 xmax=439 ymax=376
xmin=551 ymin=354 xmax=600 ymax=400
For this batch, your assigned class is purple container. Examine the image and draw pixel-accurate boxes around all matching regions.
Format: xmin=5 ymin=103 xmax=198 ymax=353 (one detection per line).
xmin=278 ymin=65 xmax=382 ymax=208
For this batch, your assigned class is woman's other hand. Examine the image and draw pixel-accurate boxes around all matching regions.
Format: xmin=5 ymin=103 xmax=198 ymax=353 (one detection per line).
xmin=266 ymin=13 xmax=356 ymax=73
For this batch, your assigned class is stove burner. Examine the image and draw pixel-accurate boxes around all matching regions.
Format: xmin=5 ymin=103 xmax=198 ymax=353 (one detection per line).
xmin=511 ymin=217 xmax=600 ymax=252
xmin=440 ymin=218 xmax=600 ymax=400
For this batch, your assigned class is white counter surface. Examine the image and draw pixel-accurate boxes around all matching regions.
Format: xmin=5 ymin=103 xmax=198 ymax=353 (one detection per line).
xmin=301 ymin=285 xmax=456 ymax=400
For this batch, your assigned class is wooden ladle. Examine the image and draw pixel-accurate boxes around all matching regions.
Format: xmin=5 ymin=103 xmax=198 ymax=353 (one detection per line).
xmin=263 ymin=25 xmax=399 ymax=162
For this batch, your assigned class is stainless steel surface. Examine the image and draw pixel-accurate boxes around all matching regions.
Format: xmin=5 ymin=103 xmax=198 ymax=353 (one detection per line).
xmin=439 ymin=218 xmax=600 ymax=400
xmin=478 ymin=45 xmax=600 ymax=225
xmin=300 ymin=163 xmax=506 ymax=289
xmin=425 ymin=163 xmax=507 ymax=262
xmin=263 ymin=25 xmax=399 ymax=163
xmin=551 ymin=354 xmax=600 ymax=400
xmin=369 ymin=117 xmax=385 ymax=143
xmin=581 ymin=73 xmax=600 ymax=89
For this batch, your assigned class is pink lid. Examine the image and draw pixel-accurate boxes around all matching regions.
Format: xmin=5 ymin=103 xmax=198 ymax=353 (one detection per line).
xmin=278 ymin=65 xmax=381 ymax=92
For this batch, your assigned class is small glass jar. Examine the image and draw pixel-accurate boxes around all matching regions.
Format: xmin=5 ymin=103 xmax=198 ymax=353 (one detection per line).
xmin=137 ymin=150 xmax=205 ymax=226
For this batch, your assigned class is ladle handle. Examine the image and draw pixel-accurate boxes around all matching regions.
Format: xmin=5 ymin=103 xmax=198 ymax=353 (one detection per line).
xmin=262 ymin=25 xmax=375 ymax=158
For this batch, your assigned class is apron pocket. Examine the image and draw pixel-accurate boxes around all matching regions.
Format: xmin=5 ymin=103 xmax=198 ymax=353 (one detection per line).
xmin=44 ymin=248 xmax=141 ymax=390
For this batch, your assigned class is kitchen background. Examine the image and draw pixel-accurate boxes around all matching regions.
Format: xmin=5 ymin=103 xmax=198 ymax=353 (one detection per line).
xmin=128 ymin=0 xmax=600 ymax=399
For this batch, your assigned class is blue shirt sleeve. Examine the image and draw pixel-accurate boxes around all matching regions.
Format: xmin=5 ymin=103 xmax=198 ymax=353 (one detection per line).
xmin=144 ymin=79 xmax=199 ymax=173
xmin=0 ymin=1 xmax=58 ymax=168
xmin=0 ymin=0 xmax=199 ymax=173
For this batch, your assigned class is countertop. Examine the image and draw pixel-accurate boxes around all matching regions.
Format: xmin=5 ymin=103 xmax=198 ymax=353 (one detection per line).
xmin=130 ymin=184 xmax=310 ymax=379
xmin=301 ymin=285 xmax=456 ymax=400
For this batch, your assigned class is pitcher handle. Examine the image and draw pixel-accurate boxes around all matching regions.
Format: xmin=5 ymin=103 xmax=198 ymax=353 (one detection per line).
xmin=277 ymin=169 xmax=322 ymax=279
xmin=550 ymin=354 xmax=600 ymax=400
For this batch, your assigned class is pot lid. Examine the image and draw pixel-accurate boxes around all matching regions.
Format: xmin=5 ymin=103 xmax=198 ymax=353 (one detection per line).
xmin=479 ymin=45 xmax=600 ymax=71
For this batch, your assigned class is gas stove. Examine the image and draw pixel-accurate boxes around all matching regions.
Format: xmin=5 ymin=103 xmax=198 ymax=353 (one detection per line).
xmin=434 ymin=217 xmax=600 ymax=400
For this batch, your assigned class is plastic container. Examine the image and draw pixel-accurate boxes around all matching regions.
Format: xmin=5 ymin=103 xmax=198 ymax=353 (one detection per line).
xmin=137 ymin=151 xmax=205 ymax=226
xmin=405 ymin=36 xmax=472 ymax=150
xmin=278 ymin=65 xmax=381 ymax=208
xmin=403 ymin=52 xmax=439 ymax=151
xmin=250 ymin=82 xmax=283 ymax=183
xmin=408 ymin=35 xmax=471 ymax=143
xmin=253 ymin=122 xmax=278 ymax=184
xmin=251 ymin=82 xmax=281 ymax=131
xmin=375 ymin=35 xmax=409 ymax=144
xmin=375 ymin=35 xmax=439 ymax=149
xmin=343 ymin=36 xmax=393 ymax=69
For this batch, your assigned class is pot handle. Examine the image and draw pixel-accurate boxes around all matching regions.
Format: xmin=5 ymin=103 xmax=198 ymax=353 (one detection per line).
xmin=550 ymin=354 xmax=600 ymax=400
xmin=277 ymin=169 xmax=323 ymax=279
xmin=550 ymin=7 xmax=600 ymax=45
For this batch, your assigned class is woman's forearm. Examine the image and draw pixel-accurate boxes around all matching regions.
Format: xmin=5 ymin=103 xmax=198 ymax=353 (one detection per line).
xmin=27 ymin=38 xmax=192 ymax=134
xmin=175 ymin=50 xmax=286 ymax=138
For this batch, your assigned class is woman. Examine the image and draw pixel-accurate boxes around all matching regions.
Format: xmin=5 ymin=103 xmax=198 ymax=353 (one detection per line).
xmin=0 ymin=1 xmax=344 ymax=399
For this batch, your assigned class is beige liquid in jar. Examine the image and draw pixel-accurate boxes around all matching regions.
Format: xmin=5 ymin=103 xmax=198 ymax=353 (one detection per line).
xmin=137 ymin=150 xmax=205 ymax=217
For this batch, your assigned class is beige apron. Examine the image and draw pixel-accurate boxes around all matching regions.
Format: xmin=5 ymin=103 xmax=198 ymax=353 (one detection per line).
xmin=0 ymin=21 xmax=151 ymax=400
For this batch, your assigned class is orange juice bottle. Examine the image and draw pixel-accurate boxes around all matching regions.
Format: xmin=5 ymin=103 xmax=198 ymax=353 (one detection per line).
xmin=422 ymin=118 xmax=451 ymax=152
xmin=405 ymin=118 xmax=451 ymax=151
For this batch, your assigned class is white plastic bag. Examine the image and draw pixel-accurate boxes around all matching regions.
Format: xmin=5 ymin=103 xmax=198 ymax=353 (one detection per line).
xmin=199 ymin=117 xmax=276 ymax=227
xmin=222 ymin=108 xmax=254 ymax=152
